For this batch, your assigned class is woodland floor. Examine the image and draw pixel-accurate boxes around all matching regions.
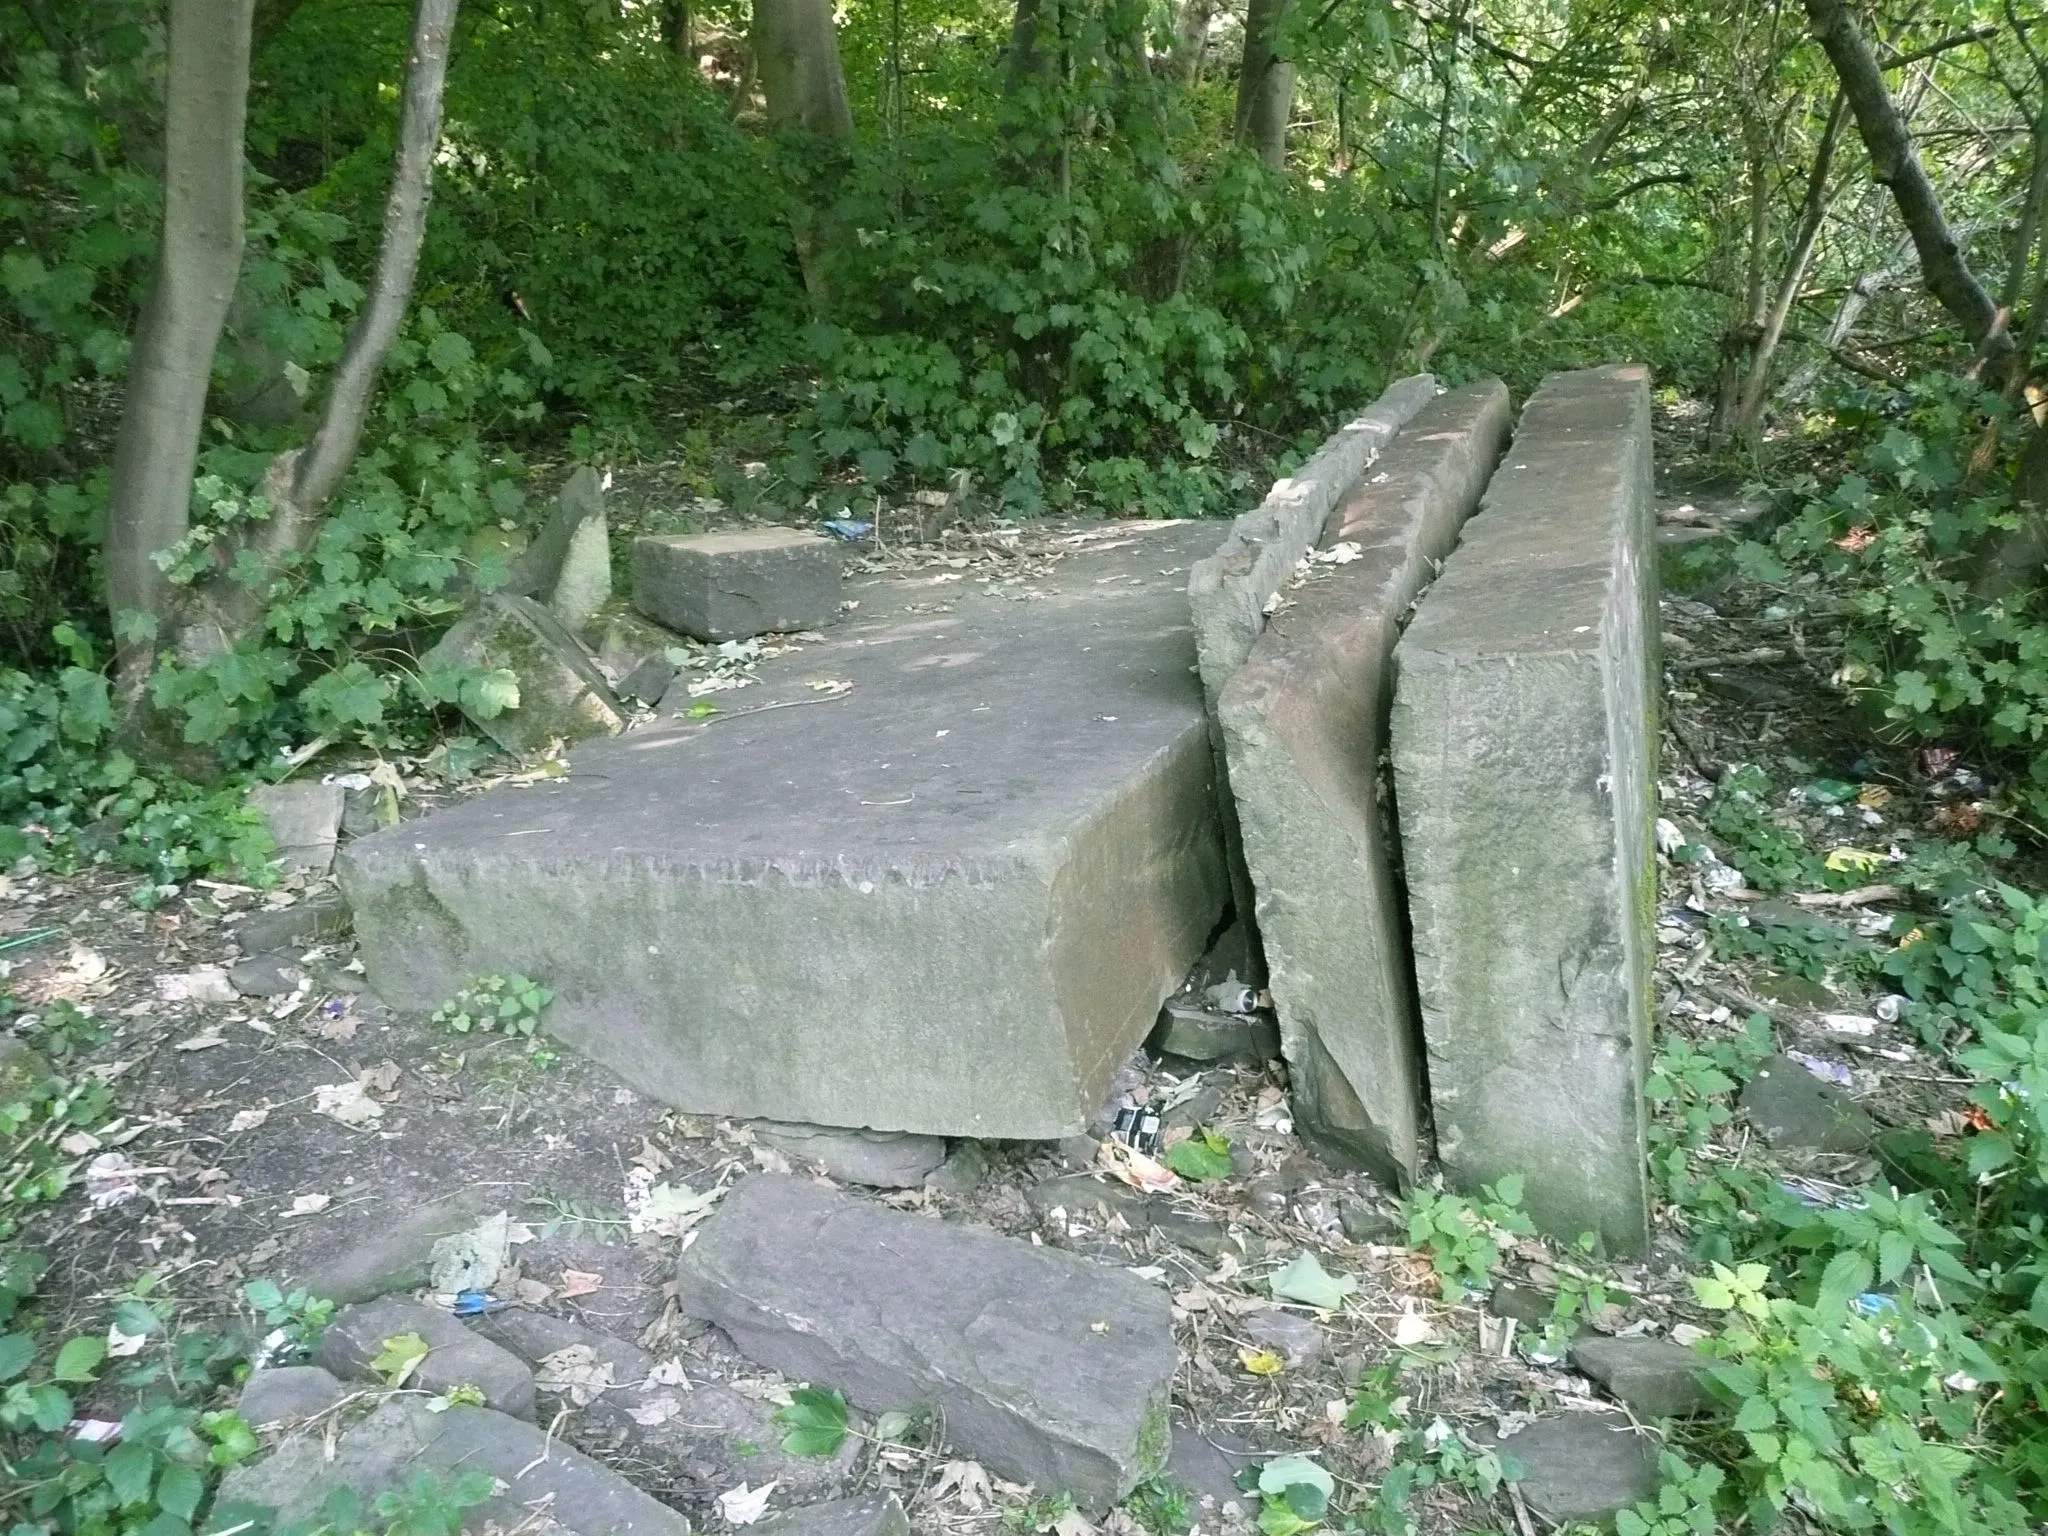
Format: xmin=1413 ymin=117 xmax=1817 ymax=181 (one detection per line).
xmin=0 ymin=405 xmax=1997 ymax=1534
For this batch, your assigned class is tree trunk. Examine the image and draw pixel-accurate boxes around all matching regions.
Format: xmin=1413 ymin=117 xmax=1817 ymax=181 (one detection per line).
xmin=660 ymin=0 xmax=694 ymax=57
xmin=1234 ymin=0 xmax=1294 ymax=169
xmin=1803 ymin=0 xmax=2008 ymax=359
xmin=753 ymin=0 xmax=856 ymax=310
xmin=1732 ymin=93 xmax=1847 ymax=439
xmin=180 ymin=0 xmax=462 ymax=657
xmin=2002 ymin=98 xmax=2048 ymax=318
xmin=1172 ymin=0 xmax=1213 ymax=85
xmin=754 ymin=0 xmax=855 ymax=141
xmin=102 ymin=0 xmax=256 ymax=697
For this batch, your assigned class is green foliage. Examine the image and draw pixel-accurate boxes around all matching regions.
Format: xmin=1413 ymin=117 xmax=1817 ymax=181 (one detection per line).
xmin=1124 ymin=1476 xmax=1192 ymax=1535
xmin=1612 ymin=1455 xmax=1725 ymax=1536
xmin=1402 ymin=1175 xmax=1534 ymax=1301
xmin=281 ymin=1469 xmax=497 ymax=1536
xmin=431 ymin=974 xmax=552 ymax=1038
xmin=1 ymin=1250 xmax=261 ymax=1536
xmin=773 ymin=1385 xmax=850 ymax=1458
xmin=1164 ymin=1126 xmax=1231 ymax=1182
xmin=1 ymin=1058 xmax=114 ymax=1241
xmin=241 ymin=1277 xmax=333 ymax=1359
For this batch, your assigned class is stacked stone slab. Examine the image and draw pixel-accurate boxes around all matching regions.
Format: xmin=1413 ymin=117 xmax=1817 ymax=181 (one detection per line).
xmin=339 ymin=521 xmax=1229 ymax=1139
xmin=1390 ymin=364 xmax=1657 ymax=1254
xmin=1217 ymin=380 xmax=1510 ymax=1185
xmin=1188 ymin=375 xmax=1438 ymax=958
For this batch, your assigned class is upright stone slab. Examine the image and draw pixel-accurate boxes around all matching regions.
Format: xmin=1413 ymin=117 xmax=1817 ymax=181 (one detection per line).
xmin=676 ymin=1176 xmax=1176 ymax=1510
xmin=339 ymin=522 xmax=1229 ymax=1138
xmin=1218 ymin=381 xmax=1510 ymax=1185
xmin=1189 ymin=375 xmax=1437 ymax=958
xmin=423 ymin=593 xmax=624 ymax=755
xmin=1390 ymin=365 xmax=1657 ymax=1254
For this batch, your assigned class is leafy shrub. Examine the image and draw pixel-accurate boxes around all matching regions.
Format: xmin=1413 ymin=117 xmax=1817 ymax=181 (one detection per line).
xmin=431 ymin=973 xmax=552 ymax=1038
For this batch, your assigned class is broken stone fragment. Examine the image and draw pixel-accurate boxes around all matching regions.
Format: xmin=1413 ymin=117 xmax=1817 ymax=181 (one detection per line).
xmin=474 ymin=1306 xmax=854 ymax=1500
xmin=235 ymin=1364 xmax=350 ymax=1428
xmin=925 ymin=1140 xmax=991 ymax=1197
xmin=424 ymin=592 xmax=624 ymax=756
xmin=676 ymin=1174 xmax=1176 ymax=1510
xmin=500 ymin=465 xmax=604 ymax=602
xmin=1568 ymin=1334 xmax=1719 ymax=1418
xmin=284 ymin=1189 xmax=503 ymax=1305
xmin=315 ymin=1297 xmax=536 ymax=1419
xmin=1242 ymin=1308 xmax=1325 ymax=1367
xmin=1474 ymin=1411 xmax=1658 ymax=1523
xmin=229 ymin=955 xmax=304 ymax=998
xmin=615 ymin=651 xmax=678 ymax=706
xmin=632 ymin=527 xmax=843 ymax=641
xmin=752 ymin=1120 xmax=948 ymax=1188
xmin=214 ymin=1395 xmax=689 ymax=1536
xmin=246 ymin=781 xmax=346 ymax=875
xmin=232 ymin=890 xmax=352 ymax=955
xmin=550 ymin=507 xmax=613 ymax=632
xmin=754 ymin=1493 xmax=911 ymax=1536
xmin=1740 ymin=1053 xmax=1876 ymax=1153
xmin=1150 ymin=1002 xmax=1280 ymax=1063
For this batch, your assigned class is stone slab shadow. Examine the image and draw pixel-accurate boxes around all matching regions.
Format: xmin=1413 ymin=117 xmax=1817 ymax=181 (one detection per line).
xmin=1188 ymin=374 xmax=1438 ymax=968
xmin=1390 ymin=363 xmax=1658 ymax=1254
xmin=1218 ymin=379 xmax=1510 ymax=1186
xmin=339 ymin=521 xmax=1231 ymax=1139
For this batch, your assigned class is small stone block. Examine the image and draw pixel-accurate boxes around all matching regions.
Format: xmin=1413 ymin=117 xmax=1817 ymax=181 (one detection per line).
xmin=1740 ymin=1054 xmax=1876 ymax=1153
xmin=314 ymin=1297 xmax=536 ymax=1419
xmin=633 ymin=527 xmax=842 ymax=641
xmin=232 ymin=891 xmax=351 ymax=955
xmin=247 ymin=782 xmax=346 ymax=875
xmin=236 ymin=1365 xmax=350 ymax=1427
xmin=752 ymin=1121 xmax=948 ymax=1188
xmin=1569 ymin=1334 xmax=1719 ymax=1418
xmin=1149 ymin=1003 xmax=1279 ymax=1063
xmin=1476 ymin=1411 xmax=1658 ymax=1525
xmin=676 ymin=1175 xmax=1175 ymax=1511
xmin=1391 ymin=365 xmax=1658 ymax=1254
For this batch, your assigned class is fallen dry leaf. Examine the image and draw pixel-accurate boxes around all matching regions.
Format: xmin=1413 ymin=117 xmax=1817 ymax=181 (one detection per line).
xmin=173 ymin=1032 xmax=226 ymax=1052
xmin=283 ymin=1192 xmax=331 ymax=1217
xmin=557 ymin=1269 xmax=603 ymax=1299
xmin=313 ymin=1082 xmax=384 ymax=1129
xmin=716 ymin=1482 xmax=780 ymax=1527
xmin=315 ymin=1010 xmax=359 ymax=1041
xmin=359 ymin=1060 xmax=402 ymax=1096
xmin=227 ymin=1106 xmax=270 ymax=1133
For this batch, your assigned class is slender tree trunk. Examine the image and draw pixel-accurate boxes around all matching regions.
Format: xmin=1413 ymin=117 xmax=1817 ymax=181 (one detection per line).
xmin=1803 ymin=0 xmax=2009 ymax=359
xmin=102 ymin=0 xmax=256 ymax=697
xmin=660 ymin=0 xmax=694 ymax=57
xmin=1709 ymin=111 xmax=1772 ymax=445
xmin=181 ymin=0 xmax=462 ymax=656
xmin=1172 ymin=0 xmax=1213 ymax=85
xmin=1733 ymin=92 xmax=1847 ymax=438
xmin=2002 ymin=98 xmax=2048 ymax=317
xmin=753 ymin=0 xmax=856 ymax=310
xmin=1234 ymin=0 xmax=1294 ymax=169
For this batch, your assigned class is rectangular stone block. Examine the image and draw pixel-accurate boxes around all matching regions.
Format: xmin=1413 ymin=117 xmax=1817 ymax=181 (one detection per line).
xmin=424 ymin=592 xmax=624 ymax=756
xmin=634 ymin=527 xmax=843 ymax=640
xmin=1390 ymin=364 xmax=1657 ymax=1254
xmin=676 ymin=1176 xmax=1176 ymax=1510
xmin=1217 ymin=381 xmax=1510 ymax=1185
xmin=338 ymin=522 xmax=1230 ymax=1139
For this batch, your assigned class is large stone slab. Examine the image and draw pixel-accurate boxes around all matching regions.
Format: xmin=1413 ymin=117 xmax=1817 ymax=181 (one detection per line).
xmin=1390 ymin=365 xmax=1658 ymax=1254
xmin=1217 ymin=380 xmax=1509 ymax=1185
xmin=339 ymin=521 xmax=1229 ymax=1139
xmin=1189 ymin=374 xmax=1436 ymax=963
xmin=675 ymin=1175 xmax=1175 ymax=1511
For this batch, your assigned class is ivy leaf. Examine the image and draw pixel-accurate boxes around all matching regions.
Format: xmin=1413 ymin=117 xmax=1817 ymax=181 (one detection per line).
xmin=1165 ymin=1129 xmax=1231 ymax=1182
xmin=51 ymin=1333 xmax=106 ymax=1382
xmin=773 ymin=1385 xmax=849 ymax=1457
xmin=369 ymin=1331 xmax=432 ymax=1387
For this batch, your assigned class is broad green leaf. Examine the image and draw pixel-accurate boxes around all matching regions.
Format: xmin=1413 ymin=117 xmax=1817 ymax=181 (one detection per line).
xmin=370 ymin=1331 xmax=432 ymax=1387
xmin=1269 ymin=1252 xmax=1357 ymax=1311
xmin=774 ymin=1385 xmax=848 ymax=1457
xmin=103 ymin=1437 xmax=154 ymax=1505
xmin=1165 ymin=1131 xmax=1232 ymax=1182
xmin=51 ymin=1333 xmax=105 ymax=1382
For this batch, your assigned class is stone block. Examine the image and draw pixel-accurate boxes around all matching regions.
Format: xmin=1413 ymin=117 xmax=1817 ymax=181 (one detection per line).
xmin=633 ymin=527 xmax=843 ymax=641
xmin=314 ymin=1297 xmax=536 ymax=1418
xmin=1390 ymin=364 xmax=1658 ymax=1254
xmin=502 ymin=465 xmax=604 ymax=601
xmin=550 ymin=508 xmax=613 ymax=632
xmin=424 ymin=593 xmax=624 ymax=756
xmin=1568 ymin=1334 xmax=1718 ymax=1418
xmin=1150 ymin=1002 xmax=1280 ymax=1063
xmin=214 ymin=1396 xmax=690 ymax=1536
xmin=232 ymin=890 xmax=352 ymax=955
xmin=236 ymin=1364 xmax=350 ymax=1428
xmin=284 ymin=1189 xmax=501 ymax=1304
xmin=1189 ymin=375 xmax=1437 ymax=951
xmin=1475 ymin=1411 xmax=1658 ymax=1524
xmin=339 ymin=521 xmax=1229 ymax=1140
xmin=247 ymin=782 xmax=346 ymax=875
xmin=753 ymin=1121 xmax=948 ymax=1188
xmin=1740 ymin=1054 xmax=1875 ymax=1153
xmin=1217 ymin=381 xmax=1510 ymax=1184
xmin=676 ymin=1175 xmax=1176 ymax=1510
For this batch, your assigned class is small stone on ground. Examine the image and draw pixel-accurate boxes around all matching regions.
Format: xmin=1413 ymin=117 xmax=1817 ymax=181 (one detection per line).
xmin=1478 ymin=1411 xmax=1658 ymax=1523
xmin=315 ymin=1297 xmax=536 ymax=1419
xmin=1740 ymin=1053 xmax=1876 ymax=1152
xmin=753 ymin=1121 xmax=948 ymax=1188
xmin=1569 ymin=1334 xmax=1718 ymax=1418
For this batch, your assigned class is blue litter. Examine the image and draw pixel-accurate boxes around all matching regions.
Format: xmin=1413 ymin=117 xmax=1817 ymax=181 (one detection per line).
xmin=820 ymin=519 xmax=874 ymax=542
xmin=1852 ymin=1292 xmax=1897 ymax=1318
xmin=451 ymin=1290 xmax=507 ymax=1317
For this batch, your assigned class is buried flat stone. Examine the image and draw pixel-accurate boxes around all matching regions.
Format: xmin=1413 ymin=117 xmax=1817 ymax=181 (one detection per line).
xmin=1569 ymin=1334 xmax=1718 ymax=1418
xmin=315 ymin=1297 xmax=536 ymax=1419
xmin=634 ymin=526 xmax=843 ymax=641
xmin=676 ymin=1175 xmax=1176 ymax=1511
xmin=215 ymin=1395 xmax=689 ymax=1536
xmin=247 ymin=781 xmax=346 ymax=874
xmin=1391 ymin=364 xmax=1658 ymax=1254
xmin=1741 ymin=1053 xmax=1876 ymax=1153
xmin=1476 ymin=1411 xmax=1659 ymax=1524
xmin=1218 ymin=380 xmax=1510 ymax=1183
xmin=340 ymin=520 xmax=1229 ymax=1139
xmin=754 ymin=1494 xmax=912 ymax=1536
xmin=753 ymin=1121 xmax=948 ymax=1187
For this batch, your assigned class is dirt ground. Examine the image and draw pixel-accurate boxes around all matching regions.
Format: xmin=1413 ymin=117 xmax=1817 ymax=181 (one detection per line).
xmin=0 ymin=439 xmax=1993 ymax=1534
